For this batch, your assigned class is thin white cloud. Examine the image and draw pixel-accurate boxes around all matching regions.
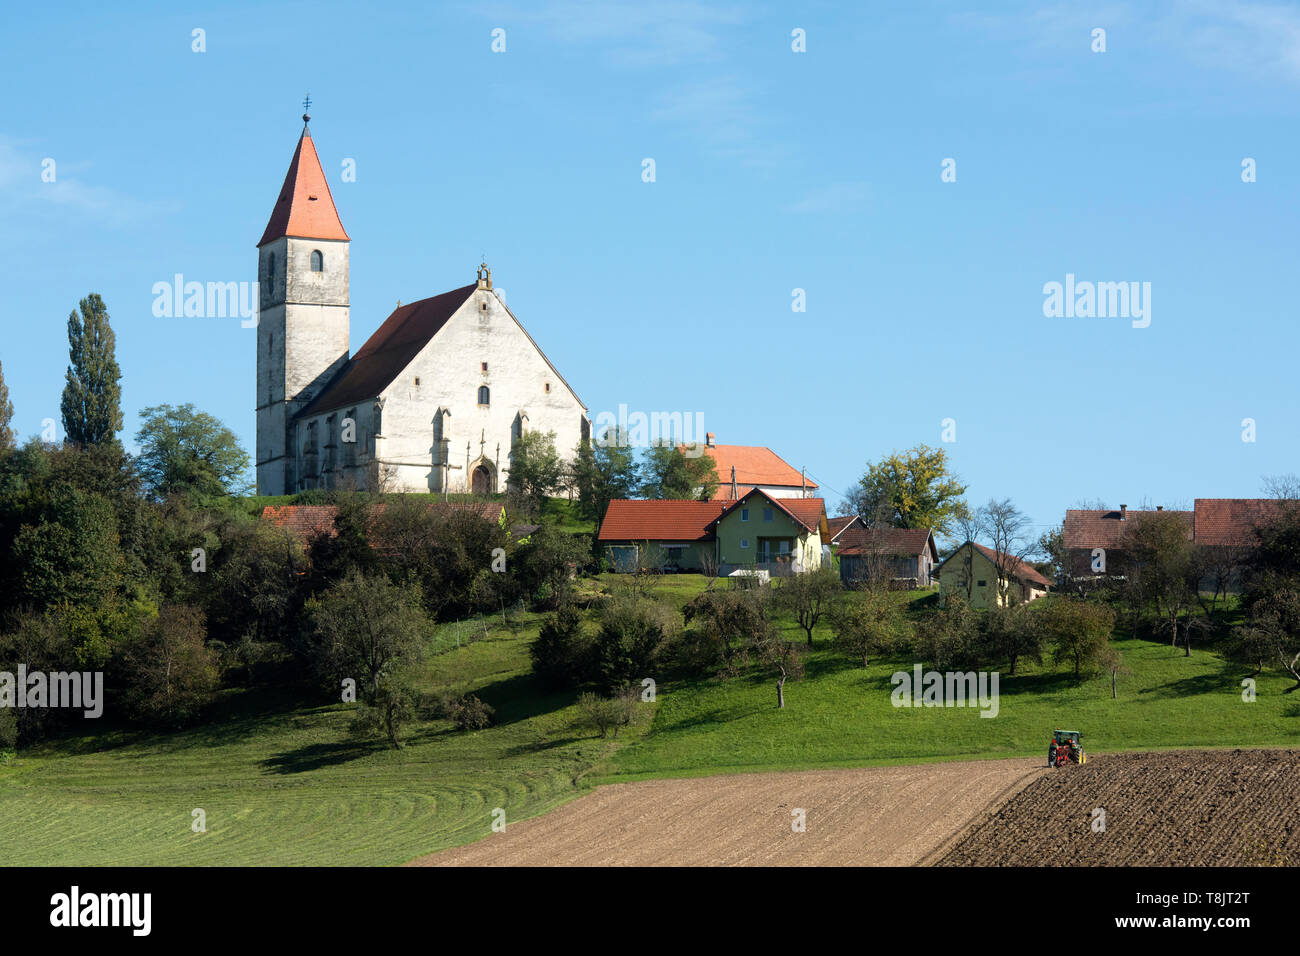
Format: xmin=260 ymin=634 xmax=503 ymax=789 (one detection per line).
xmin=1169 ymin=0 xmax=1300 ymax=81
xmin=495 ymin=0 xmax=747 ymax=66
xmin=0 ymin=137 xmax=176 ymax=226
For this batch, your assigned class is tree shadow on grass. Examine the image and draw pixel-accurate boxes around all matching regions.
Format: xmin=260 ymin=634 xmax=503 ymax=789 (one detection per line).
xmin=261 ymin=739 xmax=383 ymax=775
xmin=992 ymin=671 xmax=1085 ymax=697
xmin=469 ymin=674 xmax=573 ymax=727
xmin=639 ymin=703 xmax=757 ymax=734
xmin=1138 ymin=663 xmax=1238 ymax=700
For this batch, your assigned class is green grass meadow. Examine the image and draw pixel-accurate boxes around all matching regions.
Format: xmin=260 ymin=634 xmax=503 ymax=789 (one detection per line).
xmin=1 ymin=575 xmax=1296 ymax=865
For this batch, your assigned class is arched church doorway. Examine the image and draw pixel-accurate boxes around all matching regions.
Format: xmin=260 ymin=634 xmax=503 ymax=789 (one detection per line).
xmin=472 ymin=465 xmax=492 ymax=495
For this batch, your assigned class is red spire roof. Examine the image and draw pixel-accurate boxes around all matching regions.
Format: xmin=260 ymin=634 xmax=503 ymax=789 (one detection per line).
xmin=258 ymin=126 xmax=350 ymax=246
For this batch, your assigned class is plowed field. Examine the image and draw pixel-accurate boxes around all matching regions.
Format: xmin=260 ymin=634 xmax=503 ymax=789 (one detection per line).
xmin=408 ymin=758 xmax=1043 ymax=866
xmin=939 ymin=749 xmax=1300 ymax=866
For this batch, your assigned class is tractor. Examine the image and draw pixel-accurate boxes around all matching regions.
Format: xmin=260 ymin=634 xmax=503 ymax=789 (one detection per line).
xmin=1047 ymin=730 xmax=1086 ymax=768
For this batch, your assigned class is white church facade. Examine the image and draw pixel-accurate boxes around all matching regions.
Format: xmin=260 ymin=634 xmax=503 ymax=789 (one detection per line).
xmin=255 ymin=116 xmax=589 ymax=496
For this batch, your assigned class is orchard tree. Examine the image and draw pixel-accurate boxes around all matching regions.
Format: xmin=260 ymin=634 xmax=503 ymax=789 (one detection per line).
xmin=134 ymin=403 xmax=251 ymax=499
xmin=1039 ymin=596 xmax=1117 ymax=678
xmin=830 ymin=589 xmax=911 ymax=666
xmin=774 ymin=565 xmax=841 ymax=646
xmin=1122 ymin=510 xmax=1199 ymax=644
xmin=60 ymin=293 xmax=123 ymax=448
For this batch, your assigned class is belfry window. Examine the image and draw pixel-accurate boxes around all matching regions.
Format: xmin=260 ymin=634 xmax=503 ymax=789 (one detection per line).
xmin=310 ymin=250 xmax=324 ymax=272
xmin=477 ymin=385 xmax=490 ymax=406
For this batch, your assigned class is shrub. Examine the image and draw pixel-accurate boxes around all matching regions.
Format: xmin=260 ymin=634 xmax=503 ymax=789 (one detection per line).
xmin=121 ymin=605 xmax=219 ymax=727
xmin=530 ymin=603 xmax=592 ymax=689
xmin=575 ymin=686 xmax=638 ymax=738
xmin=593 ymin=595 xmax=674 ymax=691
xmin=446 ymin=693 xmax=494 ymax=731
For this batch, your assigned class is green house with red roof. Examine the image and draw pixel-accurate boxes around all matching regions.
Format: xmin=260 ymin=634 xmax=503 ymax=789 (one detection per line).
xmin=598 ymin=488 xmax=829 ymax=575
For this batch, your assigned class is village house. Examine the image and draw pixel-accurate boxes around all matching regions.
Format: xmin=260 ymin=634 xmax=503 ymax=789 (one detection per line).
xmin=934 ymin=541 xmax=1050 ymax=609
xmin=825 ymin=515 xmax=858 ymax=548
xmin=833 ymin=522 xmax=939 ymax=588
xmin=695 ymin=434 xmax=818 ymax=500
xmin=1062 ymin=499 xmax=1283 ymax=590
xmin=598 ymin=488 xmax=829 ymax=575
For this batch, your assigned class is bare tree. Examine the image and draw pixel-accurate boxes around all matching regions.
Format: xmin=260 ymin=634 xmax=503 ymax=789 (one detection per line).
xmin=951 ymin=509 xmax=986 ymax=603
xmin=982 ymin=498 xmax=1036 ymax=607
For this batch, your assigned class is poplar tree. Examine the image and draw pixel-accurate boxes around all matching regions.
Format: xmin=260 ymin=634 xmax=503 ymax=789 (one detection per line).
xmin=60 ymin=293 xmax=123 ymax=447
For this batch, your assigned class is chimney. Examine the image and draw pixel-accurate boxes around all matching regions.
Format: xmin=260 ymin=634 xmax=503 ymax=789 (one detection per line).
xmin=1119 ymin=504 xmax=1127 ymax=521
xmin=731 ymin=465 xmax=738 ymax=500
xmin=706 ymin=432 xmax=715 ymax=447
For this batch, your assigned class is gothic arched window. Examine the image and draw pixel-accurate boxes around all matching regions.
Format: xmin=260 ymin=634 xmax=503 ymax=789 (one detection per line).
xmin=477 ymin=385 xmax=490 ymax=406
xmin=267 ymin=252 xmax=276 ymax=280
xmin=310 ymin=250 xmax=324 ymax=272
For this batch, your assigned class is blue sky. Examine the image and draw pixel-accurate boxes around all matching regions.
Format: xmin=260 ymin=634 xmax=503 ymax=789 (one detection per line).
xmin=2 ymin=0 xmax=1297 ymax=537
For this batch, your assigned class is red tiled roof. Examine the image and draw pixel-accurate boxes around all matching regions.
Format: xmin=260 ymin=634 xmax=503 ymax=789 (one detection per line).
xmin=763 ymin=495 xmax=827 ymax=535
xmin=258 ymin=127 xmax=350 ymax=246
xmin=260 ymin=504 xmax=337 ymax=541
xmin=297 ymin=284 xmax=477 ymax=418
xmin=598 ymin=499 xmax=731 ymax=542
xmin=699 ymin=444 xmax=815 ymax=489
xmin=1193 ymin=498 xmax=1283 ymax=547
xmin=837 ymin=526 xmax=935 ymax=558
xmin=1063 ymin=508 xmax=1193 ymax=550
xmin=599 ymin=491 xmax=828 ymax=542
xmin=261 ymin=500 xmax=503 ymax=544
xmin=711 ymin=484 xmax=755 ymax=501
xmin=826 ymin=515 xmax=858 ymax=543
xmin=970 ymin=542 xmax=1051 ymax=587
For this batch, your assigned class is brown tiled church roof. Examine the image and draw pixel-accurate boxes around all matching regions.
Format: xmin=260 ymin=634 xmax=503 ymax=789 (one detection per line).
xmin=297 ymin=284 xmax=477 ymax=418
xmin=258 ymin=125 xmax=350 ymax=246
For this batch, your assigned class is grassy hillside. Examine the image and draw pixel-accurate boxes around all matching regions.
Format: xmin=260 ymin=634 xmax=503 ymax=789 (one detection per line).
xmin=1 ymin=575 xmax=1295 ymax=865
xmin=0 ymin=610 xmax=646 ymax=866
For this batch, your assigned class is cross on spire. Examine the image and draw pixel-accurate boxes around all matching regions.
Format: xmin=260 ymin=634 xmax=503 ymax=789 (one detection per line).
xmin=302 ymin=93 xmax=312 ymax=124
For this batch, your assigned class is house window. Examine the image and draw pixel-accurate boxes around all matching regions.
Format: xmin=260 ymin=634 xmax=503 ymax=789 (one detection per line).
xmin=545 ymin=382 xmax=551 ymax=393
xmin=977 ymin=580 xmax=986 ymax=587
xmin=763 ymin=508 xmax=774 ymax=521
xmin=741 ymin=509 xmax=749 ymax=521
xmin=310 ymin=250 xmax=324 ymax=272
xmin=478 ymin=385 xmax=490 ymax=406
xmin=740 ymin=538 xmax=749 ymax=549
xmin=414 ymin=377 xmax=421 ymax=386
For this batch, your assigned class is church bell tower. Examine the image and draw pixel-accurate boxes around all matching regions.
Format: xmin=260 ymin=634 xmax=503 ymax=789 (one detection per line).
xmin=255 ymin=102 xmax=351 ymax=495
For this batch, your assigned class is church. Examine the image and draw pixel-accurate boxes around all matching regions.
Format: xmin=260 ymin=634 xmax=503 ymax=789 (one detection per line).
xmin=254 ymin=113 xmax=590 ymax=496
